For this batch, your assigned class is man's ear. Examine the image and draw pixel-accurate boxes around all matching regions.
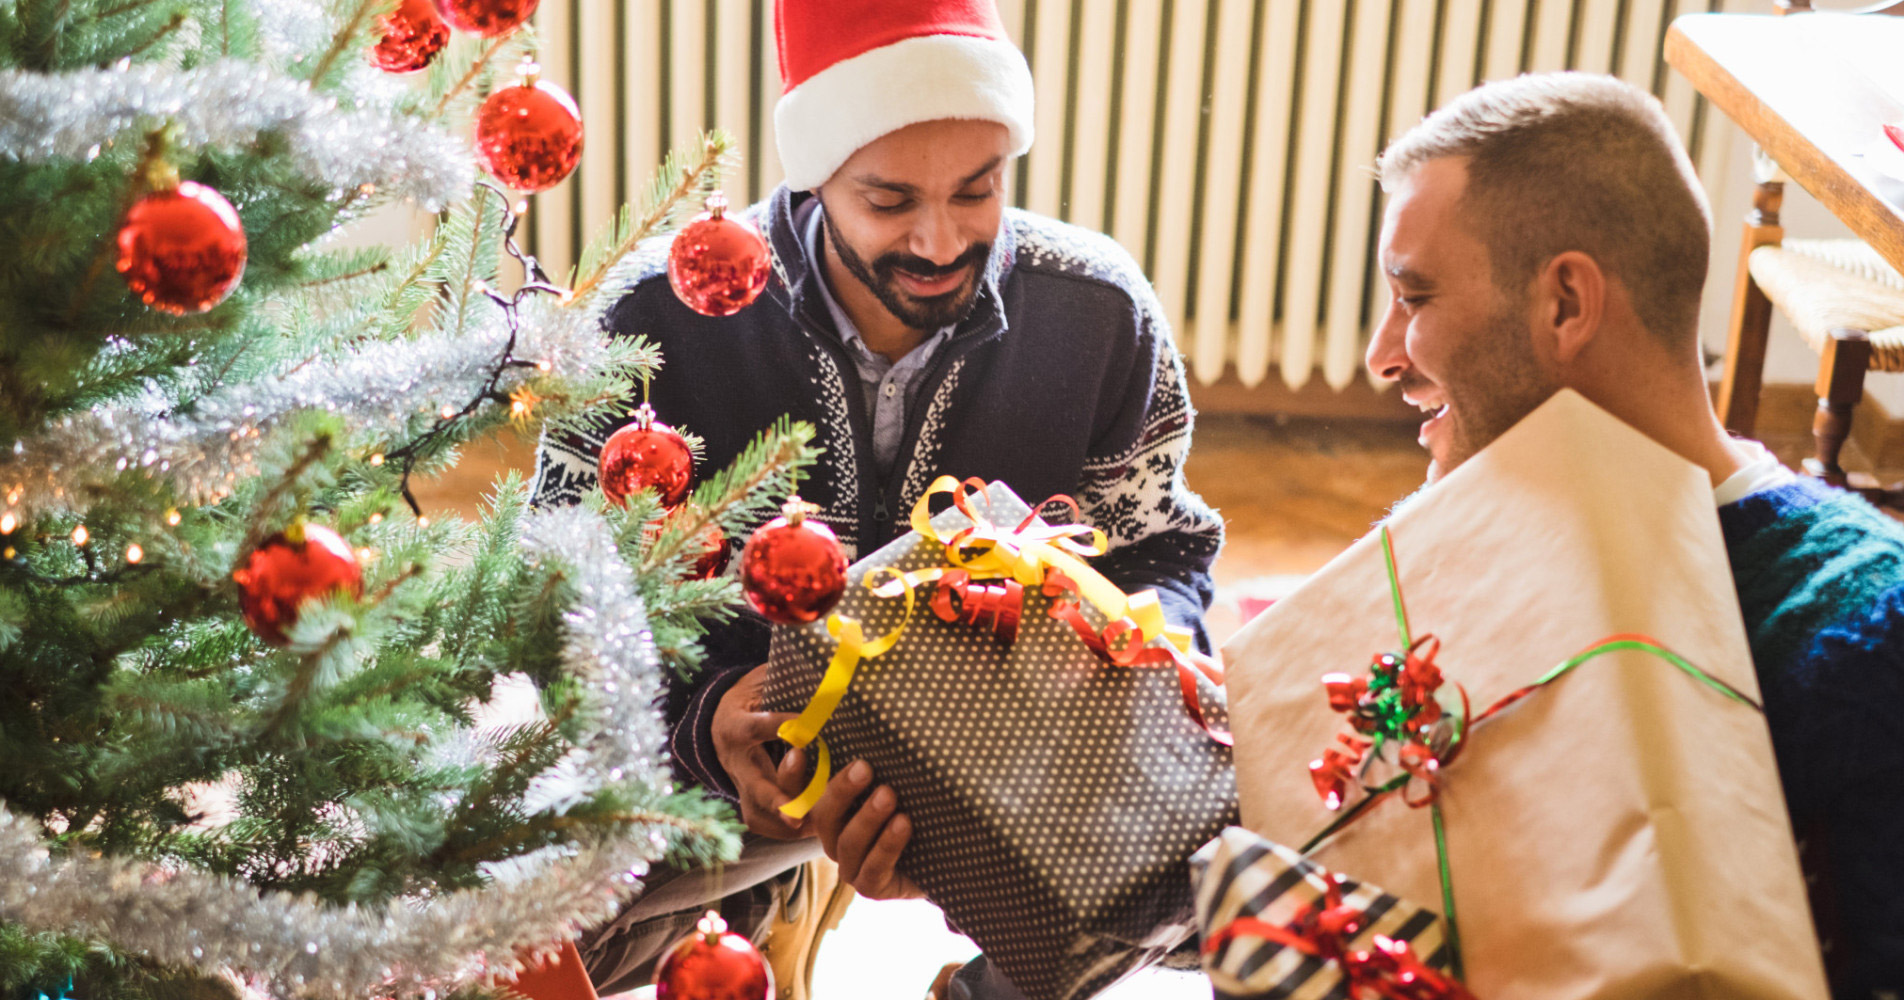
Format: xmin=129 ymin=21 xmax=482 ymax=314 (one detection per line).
xmin=1537 ymin=250 xmax=1605 ymax=365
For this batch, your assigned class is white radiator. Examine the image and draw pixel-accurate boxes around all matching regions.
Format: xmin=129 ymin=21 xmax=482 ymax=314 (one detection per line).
xmin=527 ymin=0 xmax=1734 ymax=390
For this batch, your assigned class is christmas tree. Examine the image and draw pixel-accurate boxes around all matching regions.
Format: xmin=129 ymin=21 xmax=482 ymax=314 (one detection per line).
xmin=0 ymin=1 xmax=811 ymax=996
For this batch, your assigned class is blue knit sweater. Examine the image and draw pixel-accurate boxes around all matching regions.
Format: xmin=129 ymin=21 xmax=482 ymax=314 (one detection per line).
xmin=1719 ymin=478 xmax=1904 ymax=999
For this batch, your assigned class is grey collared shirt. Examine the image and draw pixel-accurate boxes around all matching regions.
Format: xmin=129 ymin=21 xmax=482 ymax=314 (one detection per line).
xmin=804 ymin=206 xmax=952 ymax=477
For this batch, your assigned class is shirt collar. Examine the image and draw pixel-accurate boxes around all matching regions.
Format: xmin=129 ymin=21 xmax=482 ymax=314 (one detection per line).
xmin=1714 ymin=438 xmax=1798 ymax=507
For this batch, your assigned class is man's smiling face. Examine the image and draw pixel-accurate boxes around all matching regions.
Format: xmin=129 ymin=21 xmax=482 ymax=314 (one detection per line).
xmin=815 ymin=118 xmax=1011 ymax=331
xmin=1365 ymin=157 xmax=1559 ymax=479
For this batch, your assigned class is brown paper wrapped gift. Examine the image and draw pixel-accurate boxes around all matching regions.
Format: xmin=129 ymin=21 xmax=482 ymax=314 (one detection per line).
xmin=1221 ymin=390 xmax=1828 ymax=999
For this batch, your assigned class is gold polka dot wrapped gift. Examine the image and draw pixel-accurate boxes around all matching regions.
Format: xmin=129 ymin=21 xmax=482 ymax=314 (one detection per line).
xmin=759 ymin=476 xmax=1236 ymax=1000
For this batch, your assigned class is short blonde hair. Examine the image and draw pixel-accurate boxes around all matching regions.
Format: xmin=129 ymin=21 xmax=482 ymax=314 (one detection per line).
xmin=1379 ymin=73 xmax=1712 ymax=344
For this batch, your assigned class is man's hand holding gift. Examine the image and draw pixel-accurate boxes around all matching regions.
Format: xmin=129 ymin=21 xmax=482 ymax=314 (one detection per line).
xmin=804 ymin=754 xmax=924 ymax=900
xmin=712 ymin=663 xmax=809 ymax=841
xmin=713 ymin=663 xmax=923 ymax=900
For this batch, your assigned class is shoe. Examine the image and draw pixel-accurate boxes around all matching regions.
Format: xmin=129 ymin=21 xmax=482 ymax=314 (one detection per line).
xmin=760 ymin=858 xmax=854 ymax=1000
xmin=925 ymin=962 xmax=964 ymax=1000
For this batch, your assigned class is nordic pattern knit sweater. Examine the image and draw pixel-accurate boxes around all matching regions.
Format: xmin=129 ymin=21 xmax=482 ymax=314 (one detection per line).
xmin=532 ymin=186 xmax=1224 ymax=800
xmin=1718 ymin=477 xmax=1904 ymax=998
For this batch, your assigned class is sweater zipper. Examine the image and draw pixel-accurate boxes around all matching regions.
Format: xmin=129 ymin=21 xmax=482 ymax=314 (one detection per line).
xmin=875 ymin=342 xmax=961 ymax=534
xmin=874 ymin=294 xmax=1003 ymax=546
xmin=852 ymin=333 xmax=965 ymax=552
xmin=795 ymin=295 xmax=996 ymax=552
xmin=800 ymin=321 xmax=886 ymax=554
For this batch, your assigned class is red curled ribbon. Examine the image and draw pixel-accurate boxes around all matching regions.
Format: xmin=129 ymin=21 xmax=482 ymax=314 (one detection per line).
xmin=929 ymin=569 xmax=1025 ymax=644
xmin=1203 ymin=872 xmax=1475 ymax=1000
xmin=1044 ymin=569 xmax=1233 ymax=747
xmin=1310 ymin=732 xmax=1373 ymax=811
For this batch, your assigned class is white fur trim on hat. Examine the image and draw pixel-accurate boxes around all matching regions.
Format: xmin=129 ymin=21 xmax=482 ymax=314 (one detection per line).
xmin=774 ymin=33 xmax=1034 ymax=191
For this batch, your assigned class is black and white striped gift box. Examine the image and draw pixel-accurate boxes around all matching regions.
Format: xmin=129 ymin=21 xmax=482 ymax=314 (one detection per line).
xmin=1191 ymin=826 xmax=1450 ymax=1000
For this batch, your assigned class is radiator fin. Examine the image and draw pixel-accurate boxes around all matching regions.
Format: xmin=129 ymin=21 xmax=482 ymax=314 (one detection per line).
xmin=527 ymin=0 xmax=1723 ymax=390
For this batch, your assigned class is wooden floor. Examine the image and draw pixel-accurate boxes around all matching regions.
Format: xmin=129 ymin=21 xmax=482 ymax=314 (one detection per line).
xmin=1181 ymin=415 xmax=1428 ymax=643
xmin=1186 ymin=415 xmax=1427 ymax=580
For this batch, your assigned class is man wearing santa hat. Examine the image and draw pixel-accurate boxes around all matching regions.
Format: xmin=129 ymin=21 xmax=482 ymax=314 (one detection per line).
xmin=533 ymin=1 xmax=1224 ymax=995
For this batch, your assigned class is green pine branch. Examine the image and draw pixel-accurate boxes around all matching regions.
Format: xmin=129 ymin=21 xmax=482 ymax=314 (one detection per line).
xmin=422 ymin=30 xmax=524 ymax=120
xmin=304 ymin=0 xmax=389 ymax=90
xmin=567 ymin=130 xmax=740 ymax=309
xmin=431 ymin=184 xmax=507 ymax=339
xmin=642 ymin=417 xmax=816 ymax=573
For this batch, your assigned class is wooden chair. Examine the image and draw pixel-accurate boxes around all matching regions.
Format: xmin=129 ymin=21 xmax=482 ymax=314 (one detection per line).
xmin=1716 ymin=0 xmax=1904 ymax=503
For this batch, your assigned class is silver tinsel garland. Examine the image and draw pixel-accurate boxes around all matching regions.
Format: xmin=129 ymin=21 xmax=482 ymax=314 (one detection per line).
xmin=517 ymin=505 xmax=674 ymax=803
xmin=0 ymin=505 xmax=684 ymax=996
xmin=2 ymin=297 xmax=611 ymax=519
xmin=0 ymin=60 xmax=473 ymax=208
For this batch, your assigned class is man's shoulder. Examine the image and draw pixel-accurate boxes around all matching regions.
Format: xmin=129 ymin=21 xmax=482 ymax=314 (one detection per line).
xmin=1723 ymin=478 xmax=1904 ymax=561
xmin=1006 ymin=209 xmax=1160 ymax=316
xmin=1723 ymin=478 xmax=1904 ymax=641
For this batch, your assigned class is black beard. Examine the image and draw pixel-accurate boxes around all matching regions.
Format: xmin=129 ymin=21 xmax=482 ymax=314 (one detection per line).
xmin=825 ymin=218 xmax=989 ymax=331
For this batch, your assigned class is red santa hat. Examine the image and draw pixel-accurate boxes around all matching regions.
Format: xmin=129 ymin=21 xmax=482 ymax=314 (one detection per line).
xmin=773 ymin=0 xmax=1035 ymax=191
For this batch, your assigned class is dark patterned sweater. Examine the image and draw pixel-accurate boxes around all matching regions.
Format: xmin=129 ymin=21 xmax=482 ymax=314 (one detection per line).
xmin=1719 ymin=478 xmax=1904 ymax=999
xmin=532 ymin=185 xmax=1224 ymax=799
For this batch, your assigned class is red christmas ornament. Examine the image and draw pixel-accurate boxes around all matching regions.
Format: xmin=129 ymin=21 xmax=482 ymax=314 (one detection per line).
xmin=475 ymin=62 xmax=583 ymax=193
xmin=435 ymin=0 xmax=539 ymax=36
xmin=642 ymin=510 xmax=729 ymax=580
xmin=689 ymin=522 xmax=729 ymax=579
xmin=232 ymin=523 xmax=364 ymax=646
xmin=116 ymin=180 xmax=247 ymax=315
xmin=740 ymin=498 xmax=847 ymax=625
xmin=668 ymin=192 xmax=771 ymax=317
xmin=372 ymin=0 xmax=449 ymax=72
xmin=599 ymin=404 xmax=694 ymax=509
xmin=653 ymin=911 xmax=772 ymax=1000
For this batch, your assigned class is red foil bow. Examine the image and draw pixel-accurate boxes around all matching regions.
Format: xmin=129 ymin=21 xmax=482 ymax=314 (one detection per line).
xmin=1310 ymin=635 xmax=1465 ymax=810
